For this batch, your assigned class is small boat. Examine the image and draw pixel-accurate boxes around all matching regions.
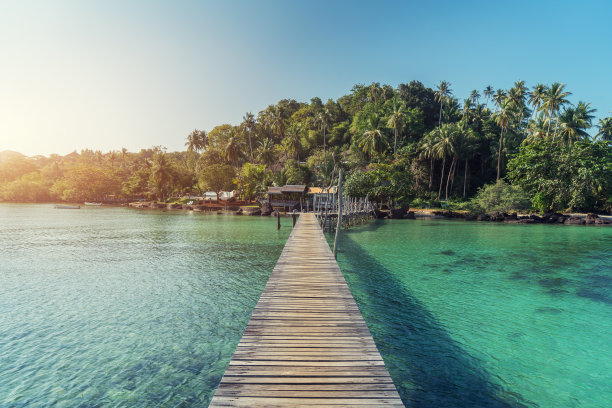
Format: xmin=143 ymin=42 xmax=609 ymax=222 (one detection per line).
xmin=84 ymin=202 xmax=103 ymax=206
xmin=54 ymin=204 xmax=80 ymax=209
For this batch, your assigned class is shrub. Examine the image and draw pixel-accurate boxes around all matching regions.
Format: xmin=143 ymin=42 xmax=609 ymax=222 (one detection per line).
xmin=469 ymin=180 xmax=530 ymax=215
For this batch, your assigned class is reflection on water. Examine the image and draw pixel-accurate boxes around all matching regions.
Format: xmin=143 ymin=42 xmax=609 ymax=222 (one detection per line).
xmin=333 ymin=219 xmax=612 ymax=408
xmin=0 ymin=204 xmax=290 ymax=406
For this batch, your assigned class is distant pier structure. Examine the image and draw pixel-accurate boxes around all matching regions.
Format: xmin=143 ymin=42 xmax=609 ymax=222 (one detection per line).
xmin=209 ymin=213 xmax=402 ymax=407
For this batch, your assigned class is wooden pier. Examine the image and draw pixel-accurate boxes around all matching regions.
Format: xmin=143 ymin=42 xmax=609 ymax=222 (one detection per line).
xmin=209 ymin=213 xmax=402 ymax=407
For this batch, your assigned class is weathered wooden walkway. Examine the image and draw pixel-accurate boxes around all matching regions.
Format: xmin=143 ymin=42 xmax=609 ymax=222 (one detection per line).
xmin=209 ymin=213 xmax=403 ymax=407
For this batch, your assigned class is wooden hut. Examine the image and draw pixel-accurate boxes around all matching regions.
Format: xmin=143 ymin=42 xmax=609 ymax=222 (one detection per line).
xmin=266 ymin=185 xmax=307 ymax=211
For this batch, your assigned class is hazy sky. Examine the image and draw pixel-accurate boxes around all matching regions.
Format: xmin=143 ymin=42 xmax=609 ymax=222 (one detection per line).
xmin=1 ymin=0 xmax=611 ymax=156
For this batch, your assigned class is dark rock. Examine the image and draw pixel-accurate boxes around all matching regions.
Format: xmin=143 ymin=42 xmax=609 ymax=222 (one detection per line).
xmin=404 ymin=211 xmax=416 ymax=219
xmin=518 ymin=218 xmax=536 ymax=224
xmin=586 ymin=213 xmax=599 ymax=225
xmin=168 ymin=203 xmax=182 ymax=209
xmin=193 ymin=205 xmax=206 ymax=211
xmin=390 ymin=207 xmax=407 ymax=219
xmin=152 ymin=202 xmax=166 ymax=209
xmin=235 ymin=208 xmax=243 ymax=215
xmin=565 ymin=216 xmax=585 ymax=225
xmin=476 ymin=214 xmax=490 ymax=221
xmin=374 ymin=209 xmax=387 ymax=219
xmin=595 ymin=217 xmax=612 ymax=225
xmin=260 ymin=202 xmax=273 ymax=216
xmin=529 ymin=214 xmax=542 ymax=222
xmin=464 ymin=214 xmax=476 ymax=221
xmin=183 ymin=205 xmax=194 ymax=210
xmin=246 ymin=208 xmax=261 ymax=216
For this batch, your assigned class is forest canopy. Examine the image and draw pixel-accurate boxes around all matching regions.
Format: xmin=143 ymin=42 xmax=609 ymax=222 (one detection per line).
xmin=1 ymin=80 xmax=611 ymax=213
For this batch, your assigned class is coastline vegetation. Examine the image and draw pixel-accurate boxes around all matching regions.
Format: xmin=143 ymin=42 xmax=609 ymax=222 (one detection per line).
xmin=1 ymin=80 xmax=611 ymax=214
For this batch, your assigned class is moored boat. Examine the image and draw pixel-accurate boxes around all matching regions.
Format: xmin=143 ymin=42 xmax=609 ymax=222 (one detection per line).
xmin=54 ymin=204 xmax=80 ymax=209
xmin=84 ymin=202 xmax=103 ymax=206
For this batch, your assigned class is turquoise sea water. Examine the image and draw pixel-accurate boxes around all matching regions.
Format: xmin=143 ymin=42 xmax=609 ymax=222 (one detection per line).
xmin=332 ymin=219 xmax=612 ymax=408
xmin=0 ymin=204 xmax=290 ymax=407
xmin=2 ymin=206 xmax=611 ymax=407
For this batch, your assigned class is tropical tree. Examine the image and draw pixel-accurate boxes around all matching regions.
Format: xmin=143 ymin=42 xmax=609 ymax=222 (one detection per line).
xmin=256 ymin=138 xmax=276 ymax=166
xmin=150 ymin=152 xmax=175 ymax=199
xmin=357 ymin=114 xmax=388 ymax=159
xmin=493 ymin=99 xmax=513 ymax=180
xmin=419 ymin=131 xmax=438 ymax=190
xmin=435 ymin=81 xmax=452 ymax=127
xmin=185 ymin=129 xmax=207 ymax=153
xmin=242 ymin=112 xmax=256 ymax=162
xmin=483 ymin=85 xmax=494 ymax=105
xmin=597 ymin=116 xmax=612 ymax=141
xmin=387 ymin=98 xmax=406 ymax=156
xmin=557 ymin=101 xmax=595 ymax=145
xmin=470 ymin=89 xmax=481 ymax=105
xmin=541 ymin=82 xmax=571 ymax=140
xmin=529 ymin=84 xmax=547 ymax=120
xmin=431 ymin=123 xmax=459 ymax=200
xmin=493 ymin=89 xmax=506 ymax=108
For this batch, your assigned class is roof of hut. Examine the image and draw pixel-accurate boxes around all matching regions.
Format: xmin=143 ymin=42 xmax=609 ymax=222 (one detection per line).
xmin=281 ymin=185 xmax=308 ymax=194
xmin=267 ymin=186 xmax=283 ymax=195
xmin=307 ymin=186 xmax=337 ymax=194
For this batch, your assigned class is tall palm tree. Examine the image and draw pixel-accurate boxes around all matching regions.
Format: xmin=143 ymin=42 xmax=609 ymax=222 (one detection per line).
xmin=493 ymin=99 xmax=513 ymax=180
xmin=435 ymin=81 xmax=452 ymax=127
xmin=185 ymin=129 xmax=206 ymax=153
xmin=150 ymin=152 xmax=174 ymax=200
xmin=470 ymin=89 xmax=481 ymax=105
xmin=455 ymin=126 xmax=478 ymax=198
xmin=285 ymin=124 xmax=303 ymax=161
xmin=256 ymin=138 xmax=276 ymax=166
xmin=316 ymin=108 xmax=331 ymax=159
xmin=462 ymin=98 xmax=473 ymax=123
xmin=597 ymin=116 xmax=612 ymax=141
xmin=541 ymin=82 xmax=571 ymax=140
xmin=507 ymin=80 xmax=528 ymax=126
xmin=493 ymin=89 xmax=506 ymax=108
xmin=483 ymin=86 xmax=494 ymax=105
xmin=387 ymin=98 xmax=406 ymax=156
xmin=242 ymin=112 xmax=256 ymax=162
xmin=369 ymin=82 xmax=382 ymax=105
xmin=558 ymin=101 xmax=596 ymax=145
xmin=419 ymin=132 xmax=439 ymax=190
xmin=529 ymin=84 xmax=547 ymax=120
xmin=432 ymin=123 xmax=459 ymax=200
xmin=358 ymin=114 xmax=387 ymax=159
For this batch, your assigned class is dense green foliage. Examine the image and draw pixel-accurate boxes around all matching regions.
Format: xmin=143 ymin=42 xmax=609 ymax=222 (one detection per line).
xmin=469 ymin=180 xmax=530 ymax=215
xmin=1 ymin=80 xmax=610 ymax=212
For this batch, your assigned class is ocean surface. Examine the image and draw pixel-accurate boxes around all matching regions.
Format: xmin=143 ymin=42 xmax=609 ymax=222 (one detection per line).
xmin=1 ymin=205 xmax=611 ymax=407
xmin=0 ymin=204 xmax=291 ymax=407
xmin=332 ymin=218 xmax=612 ymax=408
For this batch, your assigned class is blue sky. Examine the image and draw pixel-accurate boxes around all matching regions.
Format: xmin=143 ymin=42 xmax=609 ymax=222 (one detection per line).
xmin=1 ymin=0 xmax=610 ymax=156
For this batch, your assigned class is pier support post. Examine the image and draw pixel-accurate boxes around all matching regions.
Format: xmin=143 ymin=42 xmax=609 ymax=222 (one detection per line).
xmin=292 ymin=211 xmax=297 ymax=227
xmin=277 ymin=210 xmax=280 ymax=230
xmin=333 ymin=169 xmax=343 ymax=259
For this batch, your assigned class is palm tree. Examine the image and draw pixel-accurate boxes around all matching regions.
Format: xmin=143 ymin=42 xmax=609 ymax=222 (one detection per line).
xmin=387 ymin=98 xmax=406 ymax=156
xmin=529 ymin=84 xmax=547 ymax=120
xmin=369 ymin=82 xmax=382 ymax=105
xmin=316 ymin=108 xmax=331 ymax=159
xmin=493 ymin=89 xmax=506 ymax=108
xmin=493 ymin=99 xmax=513 ymax=180
xmin=185 ymin=129 xmax=206 ymax=153
xmin=597 ymin=116 xmax=612 ymax=141
xmin=357 ymin=114 xmax=387 ymax=159
xmin=558 ymin=101 xmax=596 ymax=145
xmin=432 ymin=124 xmax=459 ymax=200
xmin=242 ymin=112 xmax=256 ymax=162
xmin=470 ymin=90 xmax=481 ymax=105
xmin=462 ymin=98 xmax=473 ymax=123
xmin=483 ymin=86 xmax=494 ymax=105
xmin=256 ymin=138 xmax=276 ymax=166
xmin=435 ymin=81 xmax=452 ymax=127
xmin=150 ymin=152 xmax=174 ymax=200
xmin=455 ymin=126 xmax=478 ymax=198
xmin=285 ymin=124 xmax=303 ymax=161
xmin=541 ymin=82 xmax=571 ymax=140
xmin=507 ymin=81 xmax=528 ymax=125
xmin=419 ymin=132 xmax=438 ymax=190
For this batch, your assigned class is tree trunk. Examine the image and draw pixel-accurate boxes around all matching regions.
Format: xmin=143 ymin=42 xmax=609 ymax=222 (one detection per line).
xmin=429 ymin=157 xmax=434 ymax=190
xmin=445 ymin=158 xmax=455 ymax=201
xmin=394 ymin=127 xmax=398 ymax=156
xmin=463 ymin=159 xmax=468 ymax=198
xmin=497 ymin=127 xmax=505 ymax=180
xmin=248 ymin=129 xmax=253 ymax=162
xmin=437 ymin=158 xmax=446 ymax=200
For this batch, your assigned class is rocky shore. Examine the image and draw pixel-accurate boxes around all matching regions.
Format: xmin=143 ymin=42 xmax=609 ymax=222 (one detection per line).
xmin=375 ymin=207 xmax=612 ymax=225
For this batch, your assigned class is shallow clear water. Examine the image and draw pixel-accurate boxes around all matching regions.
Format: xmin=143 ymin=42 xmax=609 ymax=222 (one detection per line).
xmin=332 ymin=219 xmax=612 ymax=408
xmin=0 ymin=204 xmax=290 ymax=407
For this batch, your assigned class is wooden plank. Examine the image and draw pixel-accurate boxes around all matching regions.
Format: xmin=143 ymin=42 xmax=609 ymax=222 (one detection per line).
xmin=209 ymin=213 xmax=403 ymax=407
